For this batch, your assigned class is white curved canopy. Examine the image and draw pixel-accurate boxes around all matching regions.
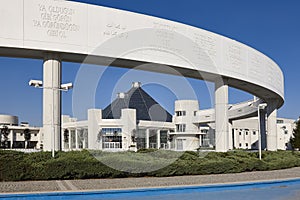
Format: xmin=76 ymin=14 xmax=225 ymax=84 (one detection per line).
xmin=0 ymin=0 xmax=284 ymax=107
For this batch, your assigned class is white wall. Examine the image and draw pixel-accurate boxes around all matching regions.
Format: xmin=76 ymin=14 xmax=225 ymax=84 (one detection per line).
xmin=121 ymin=109 xmax=137 ymax=151
xmin=88 ymin=109 xmax=102 ymax=150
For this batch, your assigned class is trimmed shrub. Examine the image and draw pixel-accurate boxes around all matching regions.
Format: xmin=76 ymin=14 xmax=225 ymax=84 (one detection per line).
xmin=1 ymin=150 xmax=300 ymax=181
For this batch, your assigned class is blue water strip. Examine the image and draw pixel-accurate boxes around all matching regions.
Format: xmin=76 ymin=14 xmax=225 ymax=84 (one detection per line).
xmin=1 ymin=178 xmax=300 ymax=199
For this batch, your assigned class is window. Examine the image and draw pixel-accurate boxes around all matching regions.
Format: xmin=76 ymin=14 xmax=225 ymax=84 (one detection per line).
xmin=102 ymin=136 xmax=122 ymax=149
xmin=239 ymin=143 xmax=242 ymax=147
xmin=253 ymin=131 xmax=256 ymax=135
xmin=277 ymin=120 xmax=284 ymax=124
xmin=101 ymin=128 xmax=123 ymax=149
xmin=285 ymin=130 xmax=288 ymax=135
xmin=176 ymin=111 xmax=186 ymax=116
xmin=239 ymin=132 xmax=242 ymax=136
xmin=245 ymin=131 xmax=248 ymax=136
xmin=246 ymin=143 xmax=248 ymax=147
xmin=101 ymin=128 xmax=122 ymax=136
xmin=201 ymin=129 xmax=208 ymax=134
xmin=176 ymin=124 xmax=186 ymax=132
xmin=194 ymin=111 xmax=197 ymax=116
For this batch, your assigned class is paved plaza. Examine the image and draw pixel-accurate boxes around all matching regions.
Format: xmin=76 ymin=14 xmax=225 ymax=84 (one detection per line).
xmin=1 ymin=167 xmax=300 ymax=194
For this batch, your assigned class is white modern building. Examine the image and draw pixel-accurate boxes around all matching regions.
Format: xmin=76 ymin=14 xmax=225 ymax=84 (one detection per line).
xmin=0 ymin=114 xmax=41 ymax=150
xmin=61 ymin=82 xmax=296 ymax=152
xmin=0 ymin=83 xmax=295 ymax=152
xmin=62 ymin=82 xmax=174 ymax=152
xmin=232 ymin=117 xmax=295 ymax=150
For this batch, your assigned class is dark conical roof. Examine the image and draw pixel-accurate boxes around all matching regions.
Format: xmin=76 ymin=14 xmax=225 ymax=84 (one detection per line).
xmin=102 ymin=83 xmax=172 ymax=122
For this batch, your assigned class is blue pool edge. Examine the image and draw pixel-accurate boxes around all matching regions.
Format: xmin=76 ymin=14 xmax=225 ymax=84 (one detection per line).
xmin=1 ymin=178 xmax=300 ymax=199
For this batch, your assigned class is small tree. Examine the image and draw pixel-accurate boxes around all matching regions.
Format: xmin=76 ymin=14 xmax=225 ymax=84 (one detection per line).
xmin=0 ymin=126 xmax=9 ymax=148
xmin=63 ymin=129 xmax=69 ymax=143
xmin=290 ymin=118 xmax=300 ymax=150
xmin=24 ymin=128 xmax=31 ymax=149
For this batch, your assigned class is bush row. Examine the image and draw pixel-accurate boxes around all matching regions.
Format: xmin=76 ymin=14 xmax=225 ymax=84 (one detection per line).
xmin=1 ymin=150 xmax=300 ymax=181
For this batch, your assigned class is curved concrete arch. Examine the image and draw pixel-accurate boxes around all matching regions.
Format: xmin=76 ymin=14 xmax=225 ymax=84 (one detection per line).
xmin=0 ymin=0 xmax=284 ymax=151
xmin=195 ymin=98 xmax=264 ymax=124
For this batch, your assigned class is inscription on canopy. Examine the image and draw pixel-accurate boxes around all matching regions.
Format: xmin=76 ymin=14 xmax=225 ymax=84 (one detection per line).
xmin=32 ymin=3 xmax=80 ymax=39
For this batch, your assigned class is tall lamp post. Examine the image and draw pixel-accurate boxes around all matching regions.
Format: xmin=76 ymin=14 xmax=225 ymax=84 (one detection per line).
xmin=29 ymin=80 xmax=73 ymax=158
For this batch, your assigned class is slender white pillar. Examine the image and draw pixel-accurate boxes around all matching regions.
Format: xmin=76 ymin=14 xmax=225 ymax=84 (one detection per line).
xmin=167 ymin=130 xmax=171 ymax=150
xmin=199 ymin=134 xmax=202 ymax=147
xmin=146 ymin=129 xmax=150 ymax=149
xmin=228 ymin=121 xmax=233 ymax=150
xmin=88 ymin=109 xmax=102 ymax=150
xmin=9 ymin=130 xmax=13 ymax=149
xmin=157 ymin=130 xmax=161 ymax=149
xmin=267 ymin=100 xmax=278 ymax=151
xmin=214 ymin=79 xmax=229 ymax=152
xmin=83 ymin=129 xmax=87 ymax=149
xmin=43 ymin=54 xmax=61 ymax=151
xmin=75 ymin=129 xmax=79 ymax=149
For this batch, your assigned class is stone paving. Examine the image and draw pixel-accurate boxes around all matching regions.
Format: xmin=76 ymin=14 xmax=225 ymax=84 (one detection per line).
xmin=1 ymin=167 xmax=300 ymax=194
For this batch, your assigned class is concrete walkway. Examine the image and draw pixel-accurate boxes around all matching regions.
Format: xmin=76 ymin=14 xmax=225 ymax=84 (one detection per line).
xmin=1 ymin=167 xmax=300 ymax=194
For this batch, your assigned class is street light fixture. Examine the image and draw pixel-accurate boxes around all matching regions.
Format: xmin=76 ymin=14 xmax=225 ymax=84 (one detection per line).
xmin=29 ymin=79 xmax=73 ymax=158
xmin=29 ymin=80 xmax=43 ymax=88
xmin=249 ymin=101 xmax=267 ymax=160
xmin=258 ymin=103 xmax=267 ymax=160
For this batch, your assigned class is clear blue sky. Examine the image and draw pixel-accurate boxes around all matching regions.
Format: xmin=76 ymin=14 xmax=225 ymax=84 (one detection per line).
xmin=0 ymin=0 xmax=299 ymax=126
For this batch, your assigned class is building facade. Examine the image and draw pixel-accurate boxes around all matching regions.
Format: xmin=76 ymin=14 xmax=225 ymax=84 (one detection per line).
xmin=232 ymin=117 xmax=294 ymax=150
xmin=0 ymin=83 xmax=295 ymax=152
xmin=61 ymin=83 xmax=296 ymax=152
xmin=62 ymin=82 xmax=174 ymax=152
xmin=0 ymin=114 xmax=41 ymax=150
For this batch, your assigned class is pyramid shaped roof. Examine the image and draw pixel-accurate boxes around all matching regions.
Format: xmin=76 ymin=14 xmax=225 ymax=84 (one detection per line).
xmin=102 ymin=82 xmax=172 ymax=122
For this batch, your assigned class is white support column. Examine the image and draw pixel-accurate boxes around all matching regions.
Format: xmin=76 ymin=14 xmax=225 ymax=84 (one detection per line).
xmin=267 ymin=100 xmax=278 ymax=151
xmin=10 ymin=130 xmax=13 ymax=149
xmin=199 ymin=134 xmax=202 ymax=147
xmin=75 ymin=129 xmax=79 ymax=149
xmin=146 ymin=129 xmax=150 ymax=149
xmin=215 ymin=79 xmax=229 ymax=152
xmin=82 ymin=129 xmax=86 ymax=149
xmin=157 ymin=130 xmax=161 ymax=149
xmin=43 ymin=53 xmax=62 ymax=152
xmin=88 ymin=109 xmax=102 ymax=150
xmin=167 ymin=130 xmax=171 ymax=150
xmin=68 ymin=129 xmax=72 ymax=150
xmin=228 ymin=121 xmax=233 ymax=150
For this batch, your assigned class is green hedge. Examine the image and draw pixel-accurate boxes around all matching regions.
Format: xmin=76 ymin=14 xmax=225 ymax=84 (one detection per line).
xmin=1 ymin=150 xmax=300 ymax=181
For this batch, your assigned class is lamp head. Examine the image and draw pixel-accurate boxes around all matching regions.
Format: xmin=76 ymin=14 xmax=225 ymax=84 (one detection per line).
xmin=29 ymin=80 xmax=43 ymax=88
xmin=61 ymin=83 xmax=73 ymax=90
